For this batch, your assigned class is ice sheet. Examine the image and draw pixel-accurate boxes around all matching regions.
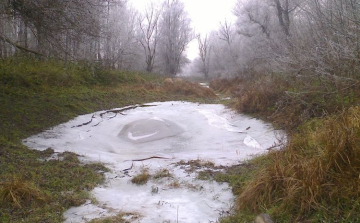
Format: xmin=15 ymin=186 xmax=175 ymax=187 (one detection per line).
xmin=118 ymin=117 xmax=184 ymax=143
xmin=23 ymin=101 xmax=283 ymax=223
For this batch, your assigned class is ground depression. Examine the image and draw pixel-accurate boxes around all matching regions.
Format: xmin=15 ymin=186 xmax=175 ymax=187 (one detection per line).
xmin=118 ymin=117 xmax=185 ymax=143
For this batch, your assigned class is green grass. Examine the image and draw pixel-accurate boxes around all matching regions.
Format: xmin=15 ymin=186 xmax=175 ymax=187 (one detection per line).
xmin=131 ymin=168 xmax=172 ymax=185
xmin=88 ymin=212 xmax=140 ymax=223
xmin=0 ymin=56 xmax=217 ymax=222
xmin=0 ymin=142 xmax=107 ymax=222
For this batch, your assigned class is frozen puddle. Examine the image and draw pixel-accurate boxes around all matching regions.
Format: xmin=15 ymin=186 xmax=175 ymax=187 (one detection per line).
xmin=23 ymin=101 xmax=283 ymax=223
xmin=119 ymin=117 xmax=184 ymax=143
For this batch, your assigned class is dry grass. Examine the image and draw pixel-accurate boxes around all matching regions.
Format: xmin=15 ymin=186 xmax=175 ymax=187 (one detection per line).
xmin=0 ymin=142 xmax=107 ymax=222
xmin=131 ymin=169 xmax=150 ymax=185
xmin=211 ymin=74 xmax=360 ymax=130
xmin=140 ymin=78 xmax=218 ymax=103
xmin=0 ymin=176 xmax=47 ymax=208
xmin=234 ymin=75 xmax=289 ymax=115
xmin=153 ymin=169 xmax=172 ymax=179
xmin=210 ymin=78 xmax=244 ymax=95
xmin=176 ymin=159 xmax=218 ymax=173
xmin=210 ymin=75 xmax=290 ymax=127
xmin=168 ymin=180 xmax=181 ymax=189
xmin=161 ymin=78 xmax=217 ymax=98
xmin=88 ymin=212 xmax=140 ymax=223
xmin=236 ymin=106 xmax=360 ymax=221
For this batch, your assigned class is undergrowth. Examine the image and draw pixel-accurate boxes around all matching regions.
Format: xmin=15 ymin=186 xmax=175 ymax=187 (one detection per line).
xmin=211 ymin=73 xmax=360 ymax=130
xmin=0 ymin=56 xmax=217 ymax=222
xmin=211 ymin=73 xmax=360 ymax=222
xmin=221 ymin=107 xmax=360 ymax=222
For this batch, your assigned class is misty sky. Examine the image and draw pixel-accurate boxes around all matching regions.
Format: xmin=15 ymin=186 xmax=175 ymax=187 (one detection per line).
xmin=129 ymin=0 xmax=238 ymax=60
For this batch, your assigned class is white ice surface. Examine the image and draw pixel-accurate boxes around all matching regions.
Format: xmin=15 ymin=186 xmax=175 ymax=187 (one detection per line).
xmin=199 ymin=82 xmax=210 ymax=88
xmin=119 ymin=117 xmax=184 ymax=143
xmin=23 ymin=101 xmax=283 ymax=223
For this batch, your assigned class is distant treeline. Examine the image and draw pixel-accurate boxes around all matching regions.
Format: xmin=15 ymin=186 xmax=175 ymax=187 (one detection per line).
xmin=0 ymin=0 xmax=193 ymax=76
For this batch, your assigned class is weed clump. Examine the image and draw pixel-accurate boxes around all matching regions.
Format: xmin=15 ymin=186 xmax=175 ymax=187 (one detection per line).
xmin=89 ymin=212 xmax=140 ymax=223
xmin=38 ymin=147 xmax=55 ymax=158
xmin=153 ymin=169 xmax=172 ymax=179
xmin=176 ymin=159 xmax=218 ymax=173
xmin=168 ymin=180 xmax=181 ymax=189
xmin=59 ymin=151 xmax=81 ymax=163
xmin=131 ymin=170 xmax=150 ymax=185
xmin=0 ymin=176 xmax=47 ymax=208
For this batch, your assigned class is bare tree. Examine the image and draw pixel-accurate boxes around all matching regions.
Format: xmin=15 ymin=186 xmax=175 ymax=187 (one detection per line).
xmin=102 ymin=2 xmax=140 ymax=69
xmin=218 ymin=21 xmax=243 ymax=74
xmin=0 ymin=0 xmax=106 ymax=59
xmin=219 ymin=20 xmax=236 ymax=45
xmin=158 ymin=0 xmax=194 ymax=76
xmin=297 ymin=0 xmax=360 ymax=78
xmin=234 ymin=0 xmax=272 ymax=38
xmin=137 ymin=2 xmax=161 ymax=73
xmin=197 ymin=34 xmax=211 ymax=78
xmin=186 ymin=0 xmax=360 ymax=82
xmin=273 ymin=0 xmax=294 ymax=36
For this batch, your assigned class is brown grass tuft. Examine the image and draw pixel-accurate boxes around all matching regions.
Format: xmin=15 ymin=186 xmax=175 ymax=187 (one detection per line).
xmin=0 ymin=176 xmax=47 ymax=208
xmin=168 ymin=180 xmax=181 ymax=189
xmin=131 ymin=170 xmax=150 ymax=185
xmin=153 ymin=169 xmax=172 ymax=179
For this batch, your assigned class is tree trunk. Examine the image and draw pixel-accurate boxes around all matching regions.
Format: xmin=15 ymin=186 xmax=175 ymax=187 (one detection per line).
xmin=274 ymin=0 xmax=290 ymax=36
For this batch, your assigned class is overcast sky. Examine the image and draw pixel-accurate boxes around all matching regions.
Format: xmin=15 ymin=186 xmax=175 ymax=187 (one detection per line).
xmin=129 ymin=0 xmax=238 ymax=60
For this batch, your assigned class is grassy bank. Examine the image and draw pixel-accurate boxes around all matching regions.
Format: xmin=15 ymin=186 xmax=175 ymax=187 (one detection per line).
xmin=211 ymin=74 xmax=360 ymax=222
xmin=0 ymin=57 xmax=216 ymax=222
xmin=211 ymin=74 xmax=360 ymax=130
